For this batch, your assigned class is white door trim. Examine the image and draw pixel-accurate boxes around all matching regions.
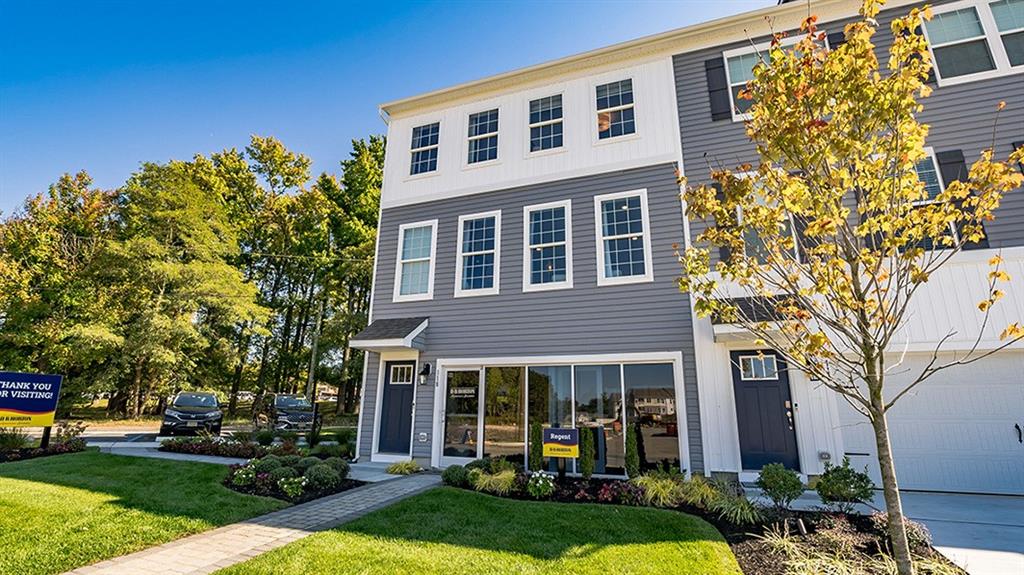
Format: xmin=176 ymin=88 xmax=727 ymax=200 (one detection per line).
xmin=370 ymin=350 xmax=419 ymax=463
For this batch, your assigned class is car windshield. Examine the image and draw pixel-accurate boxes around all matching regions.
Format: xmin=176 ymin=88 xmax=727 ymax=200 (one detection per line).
xmin=275 ymin=395 xmax=312 ymax=410
xmin=174 ymin=393 xmax=218 ymax=408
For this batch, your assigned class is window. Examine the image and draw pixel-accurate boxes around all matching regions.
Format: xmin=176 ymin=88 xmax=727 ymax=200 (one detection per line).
xmin=523 ymin=200 xmax=573 ymax=291
xmin=467 ymin=109 xmax=499 ymax=164
xmin=529 ymin=95 xmax=563 ymax=152
xmin=455 ymin=211 xmax=501 ymax=297
xmin=595 ymin=79 xmax=635 ymax=140
xmin=914 ymin=148 xmax=945 ymax=202
xmin=594 ymin=189 xmax=654 ymax=285
xmin=409 ymin=122 xmax=439 ymax=175
xmin=992 ymin=0 xmax=1024 ymax=66
xmin=733 ymin=173 xmax=799 ymax=264
xmin=393 ymin=220 xmax=437 ymax=302
xmin=923 ymin=0 xmax=1024 ymax=84
xmin=725 ymin=51 xmax=765 ymax=118
xmin=739 ymin=355 xmax=779 ymax=380
xmin=390 ymin=364 xmax=414 ymax=385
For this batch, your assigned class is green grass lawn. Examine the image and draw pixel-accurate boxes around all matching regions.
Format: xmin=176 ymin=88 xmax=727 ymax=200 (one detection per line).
xmin=218 ymin=487 xmax=742 ymax=575
xmin=0 ymin=450 xmax=286 ymax=575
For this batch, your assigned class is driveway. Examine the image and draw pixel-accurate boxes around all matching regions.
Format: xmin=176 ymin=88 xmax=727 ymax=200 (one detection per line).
xmin=898 ymin=491 xmax=1024 ymax=575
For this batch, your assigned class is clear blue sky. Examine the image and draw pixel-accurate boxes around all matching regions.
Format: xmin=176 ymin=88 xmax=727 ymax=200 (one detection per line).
xmin=0 ymin=0 xmax=772 ymax=215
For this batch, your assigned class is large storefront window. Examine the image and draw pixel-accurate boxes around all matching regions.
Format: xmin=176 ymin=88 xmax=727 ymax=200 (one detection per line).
xmin=443 ymin=370 xmax=480 ymax=458
xmin=527 ymin=365 xmax=572 ymax=472
xmin=483 ymin=367 xmax=526 ymax=465
xmin=574 ymin=365 xmax=625 ymax=475
xmin=624 ymin=363 xmax=680 ymax=471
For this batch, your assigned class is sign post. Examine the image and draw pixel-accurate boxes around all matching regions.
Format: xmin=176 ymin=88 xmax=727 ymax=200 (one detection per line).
xmin=541 ymin=428 xmax=579 ymax=481
xmin=0 ymin=372 xmax=64 ymax=447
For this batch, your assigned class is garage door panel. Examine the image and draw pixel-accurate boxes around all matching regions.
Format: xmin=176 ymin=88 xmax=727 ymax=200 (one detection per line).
xmin=838 ymin=352 xmax=1024 ymax=495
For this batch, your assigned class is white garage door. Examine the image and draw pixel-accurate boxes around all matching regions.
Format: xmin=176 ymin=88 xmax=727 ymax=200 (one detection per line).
xmin=838 ymin=351 xmax=1024 ymax=495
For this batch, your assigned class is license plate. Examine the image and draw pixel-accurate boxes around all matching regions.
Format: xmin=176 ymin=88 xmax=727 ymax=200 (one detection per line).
xmin=186 ymin=421 xmax=198 ymax=427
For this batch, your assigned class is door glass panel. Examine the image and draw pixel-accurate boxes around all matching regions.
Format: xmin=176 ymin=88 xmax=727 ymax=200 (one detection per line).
xmin=624 ymin=364 xmax=680 ymax=472
xmin=483 ymin=366 xmax=526 ymax=465
xmin=573 ymin=365 xmax=625 ymax=475
xmin=443 ymin=371 xmax=479 ymax=458
xmin=527 ymin=365 xmax=572 ymax=472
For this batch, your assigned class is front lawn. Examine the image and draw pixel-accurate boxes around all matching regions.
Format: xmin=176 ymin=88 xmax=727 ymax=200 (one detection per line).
xmin=217 ymin=487 xmax=741 ymax=575
xmin=0 ymin=450 xmax=286 ymax=575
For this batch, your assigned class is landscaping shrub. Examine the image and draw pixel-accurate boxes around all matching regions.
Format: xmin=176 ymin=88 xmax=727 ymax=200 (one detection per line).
xmin=578 ymin=426 xmax=595 ymax=479
xmin=811 ymin=513 xmax=872 ymax=558
xmin=679 ymin=475 xmax=719 ymax=509
xmin=442 ymin=464 xmax=469 ymax=487
xmin=254 ymin=429 xmax=276 ymax=446
xmin=757 ymin=463 xmax=804 ymax=511
xmin=53 ymin=420 xmax=88 ymax=443
xmin=277 ymin=476 xmax=306 ymax=499
xmin=0 ymin=427 xmax=31 ymax=451
xmin=277 ymin=431 xmax=299 ymax=445
xmin=304 ymin=463 xmax=341 ymax=491
xmin=309 ymin=443 xmax=350 ymax=459
xmin=254 ymin=455 xmax=283 ymax=474
xmin=305 ymin=428 xmax=322 ymax=447
xmin=386 ymin=460 xmax=423 ymax=475
xmin=322 ymin=457 xmax=350 ymax=478
xmin=268 ymin=466 xmax=298 ymax=482
xmin=296 ymin=456 xmax=323 ymax=473
xmin=625 ymin=424 xmax=641 ymax=478
xmin=230 ymin=430 xmax=253 ymax=443
xmin=466 ymin=456 xmax=519 ymax=474
xmin=869 ymin=511 xmax=932 ymax=552
xmin=230 ymin=463 xmax=256 ymax=486
xmin=332 ymin=428 xmax=356 ymax=445
xmin=816 ymin=457 xmax=874 ymax=513
xmin=469 ymin=468 xmax=516 ymax=496
xmin=159 ymin=437 xmax=268 ymax=459
xmin=528 ymin=421 xmax=543 ymax=472
xmin=526 ymin=471 xmax=556 ymax=499
xmin=708 ymin=491 xmax=764 ymax=526
xmin=632 ymin=474 xmax=682 ymax=508
xmin=278 ymin=455 xmax=301 ymax=467
xmin=596 ymin=480 xmax=644 ymax=506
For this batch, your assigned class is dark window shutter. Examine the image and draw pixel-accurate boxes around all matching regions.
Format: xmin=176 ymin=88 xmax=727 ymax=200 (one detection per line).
xmin=936 ymin=149 xmax=989 ymax=250
xmin=826 ymin=31 xmax=846 ymax=49
xmin=705 ymin=58 xmax=732 ymax=121
xmin=1014 ymin=141 xmax=1024 ymax=173
xmin=712 ymin=182 xmax=733 ymax=262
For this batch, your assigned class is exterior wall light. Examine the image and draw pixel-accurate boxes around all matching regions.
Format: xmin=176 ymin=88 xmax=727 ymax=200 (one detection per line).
xmin=418 ymin=362 xmax=432 ymax=385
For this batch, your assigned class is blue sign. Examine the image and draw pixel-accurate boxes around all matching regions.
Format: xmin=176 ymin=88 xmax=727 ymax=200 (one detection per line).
xmin=542 ymin=427 xmax=579 ymax=458
xmin=0 ymin=372 xmax=63 ymax=427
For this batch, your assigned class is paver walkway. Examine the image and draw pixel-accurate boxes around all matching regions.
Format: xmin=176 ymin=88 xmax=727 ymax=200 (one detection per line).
xmin=64 ymin=473 xmax=441 ymax=575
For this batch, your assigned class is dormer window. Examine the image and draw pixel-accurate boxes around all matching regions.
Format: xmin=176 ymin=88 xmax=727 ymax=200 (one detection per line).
xmin=410 ymin=122 xmax=439 ymax=175
xmin=595 ymin=79 xmax=635 ymax=140
xmin=467 ymin=109 xmax=499 ymax=164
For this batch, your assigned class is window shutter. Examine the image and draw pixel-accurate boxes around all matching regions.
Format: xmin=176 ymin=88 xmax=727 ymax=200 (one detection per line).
xmin=826 ymin=32 xmax=846 ymax=48
xmin=1014 ymin=141 xmax=1024 ymax=173
xmin=936 ymin=149 xmax=989 ymax=250
xmin=705 ymin=58 xmax=732 ymax=121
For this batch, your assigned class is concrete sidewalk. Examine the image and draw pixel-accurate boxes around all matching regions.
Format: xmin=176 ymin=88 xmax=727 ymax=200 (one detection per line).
xmin=64 ymin=473 xmax=441 ymax=575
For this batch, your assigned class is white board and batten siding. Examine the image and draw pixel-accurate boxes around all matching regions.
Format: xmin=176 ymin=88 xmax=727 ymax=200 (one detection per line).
xmin=380 ymin=57 xmax=682 ymax=210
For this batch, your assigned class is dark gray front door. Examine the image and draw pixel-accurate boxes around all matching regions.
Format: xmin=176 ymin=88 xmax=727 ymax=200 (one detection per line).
xmin=730 ymin=351 xmax=799 ymax=471
xmin=378 ymin=361 xmax=415 ymax=454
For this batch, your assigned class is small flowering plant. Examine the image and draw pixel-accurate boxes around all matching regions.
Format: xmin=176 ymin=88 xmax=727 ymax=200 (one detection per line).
xmin=278 ymin=476 xmax=306 ymax=499
xmin=526 ymin=471 xmax=556 ymax=500
xmin=230 ymin=462 xmax=257 ymax=486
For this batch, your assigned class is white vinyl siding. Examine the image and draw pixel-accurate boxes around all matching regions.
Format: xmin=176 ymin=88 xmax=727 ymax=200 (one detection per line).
xmin=393 ymin=220 xmax=438 ymax=302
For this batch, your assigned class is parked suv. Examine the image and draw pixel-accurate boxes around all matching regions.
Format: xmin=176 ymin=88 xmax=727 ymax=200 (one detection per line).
xmin=160 ymin=392 xmax=223 ymax=436
xmin=252 ymin=393 xmax=321 ymax=432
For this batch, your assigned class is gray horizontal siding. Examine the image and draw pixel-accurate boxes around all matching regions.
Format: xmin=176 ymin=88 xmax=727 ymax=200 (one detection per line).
xmin=358 ymin=163 xmax=705 ymax=473
xmin=674 ymin=0 xmax=1024 ymax=249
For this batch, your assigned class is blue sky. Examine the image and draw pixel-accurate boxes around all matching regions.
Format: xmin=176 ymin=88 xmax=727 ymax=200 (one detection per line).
xmin=0 ymin=0 xmax=772 ymax=215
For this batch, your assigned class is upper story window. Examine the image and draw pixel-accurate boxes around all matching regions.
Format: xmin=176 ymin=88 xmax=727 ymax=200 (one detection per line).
xmin=467 ymin=109 xmax=499 ymax=164
xmin=393 ymin=220 xmax=437 ymax=302
xmin=914 ymin=148 xmax=945 ymax=202
xmin=923 ymin=0 xmax=1023 ymax=85
xmin=523 ymin=200 xmax=573 ymax=291
xmin=594 ymin=189 xmax=654 ymax=285
xmin=410 ymin=122 xmax=439 ymax=175
xmin=529 ymin=95 xmax=563 ymax=152
xmin=595 ymin=79 xmax=635 ymax=140
xmin=725 ymin=52 xmax=764 ymax=118
xmin=732 ymin=173 xmax=799 ymax=264
xmin=455 ymin=211 xmax=501 ymax=297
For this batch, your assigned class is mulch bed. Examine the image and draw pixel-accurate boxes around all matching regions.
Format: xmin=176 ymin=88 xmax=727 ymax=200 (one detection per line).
xmin=0 ymin=440 xmax=87 ymax=464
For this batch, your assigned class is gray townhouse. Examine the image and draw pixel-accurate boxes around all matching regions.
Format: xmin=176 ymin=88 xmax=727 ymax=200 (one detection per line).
xmin=351 ymin=0 xmax=1024 ymax=495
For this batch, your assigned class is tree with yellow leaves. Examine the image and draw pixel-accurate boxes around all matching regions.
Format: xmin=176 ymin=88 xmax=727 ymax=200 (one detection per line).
xmin=678 ymin=2 xmax=1023 ymax=573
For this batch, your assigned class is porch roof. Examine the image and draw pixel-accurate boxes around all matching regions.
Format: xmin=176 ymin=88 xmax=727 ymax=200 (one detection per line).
xmin=350 ymin=317 xmax=428 ymax=352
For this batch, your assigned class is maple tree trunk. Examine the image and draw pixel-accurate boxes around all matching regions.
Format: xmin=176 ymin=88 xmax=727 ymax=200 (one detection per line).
xmin=871 ymin=402 xmax=915 ymax=575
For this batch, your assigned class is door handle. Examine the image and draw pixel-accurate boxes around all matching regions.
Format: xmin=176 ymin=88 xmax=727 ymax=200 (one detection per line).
xmin=1015 ymin=423 xmax=1022 ymax=444
xmin=785 ymin=410 xmax=794 ymax=430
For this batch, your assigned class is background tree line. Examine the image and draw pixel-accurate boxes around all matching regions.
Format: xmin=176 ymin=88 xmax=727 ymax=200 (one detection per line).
xmin=0 ymin=135 xmax=383 ymax=418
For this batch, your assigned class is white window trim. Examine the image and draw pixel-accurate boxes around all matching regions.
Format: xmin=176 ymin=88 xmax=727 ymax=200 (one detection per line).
xmin=923 ymin=0 xmax=1024 ymax=87
xmin=738 ymin=354 xmax=780 ymax=381
xmin=522 ymin=199 xmax=574 ymax=292
xmin=722 ymin=34 xmax=823 ymax=123
xmin=454 ymin=210 xmax=502 ymax=298
xmin=592 ymin=77 xmax=639 ymax=145
xmin=409 ymin=122 xmax=440 ymax=177
xmin=389 ymin=364 xmax=415 ymax=385
xmin=593 ymin=188 xmax=655 ymax=286
xmin=526 ymin=93 xmax=566 ymax=156
xmin=392 ymin=219 xmax=438 ymax=303
xmin=912 ymin=147 xmax=946 ymax=205
xmin=465 ymin=108 xmax=500 ymax=168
